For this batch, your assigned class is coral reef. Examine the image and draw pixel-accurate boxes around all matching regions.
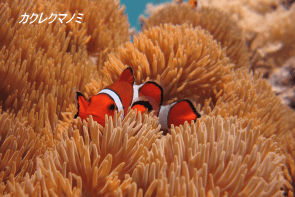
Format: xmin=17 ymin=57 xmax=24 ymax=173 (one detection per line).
xmin=196 ymin=0 xmax=295 ymax=77
xmin=207 ymin=67 xmax=295 ymax=140
xmin=269 ymin=56 xmax=295 ymax=109
xmin=1 ymin=0 xmax=295 ymax=196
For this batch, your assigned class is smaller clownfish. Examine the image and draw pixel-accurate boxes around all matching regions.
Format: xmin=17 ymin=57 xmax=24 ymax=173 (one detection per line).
xmin=158 ymin=99 xmax=201 ymax=129
xmin=131 ymin=97 xmax=201 ymax=130
xmin=131 ymin=81 xmax=163 ymax=116
xmin=130 ymin=81 xmax=201 ymax=129
xmin=188 ymin=0 xmax=197 ymax=8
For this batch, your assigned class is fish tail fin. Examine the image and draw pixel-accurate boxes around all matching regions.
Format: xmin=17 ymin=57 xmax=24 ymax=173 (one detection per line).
xmin=160 ymin=99 xmax=201 ymax=129
xmin=73 ymin=88 xmax=88 ymax=119
xmin=118 ymin=67 xmax=135 ymax=84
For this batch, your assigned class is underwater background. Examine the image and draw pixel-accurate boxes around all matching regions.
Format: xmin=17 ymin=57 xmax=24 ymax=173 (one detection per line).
xmin=121 ymin=0 xmax=172 ymax=31
xmin=0 ymin=0 xmax=295 ymax=196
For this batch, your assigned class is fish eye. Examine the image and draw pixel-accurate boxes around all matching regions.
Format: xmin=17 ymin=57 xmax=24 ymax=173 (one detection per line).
xmin=109 ymin=104 xmax=116 ymax=111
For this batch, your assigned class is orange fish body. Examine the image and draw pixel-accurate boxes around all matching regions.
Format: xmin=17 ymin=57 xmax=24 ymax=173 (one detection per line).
xmin=131 ymin=81 xmax=163 ymax=115
xmin=133 ymin=97 xmax=200 ymax=130
xmin=158 ymin=100 xmax=201 ymax=129
xmin=188 ymin=0 xmax=197 ymax=8
xmin=74 ymin=67 xmax=134 ymax=125
xmin=131 ymin=81 xmax=201 ymax=129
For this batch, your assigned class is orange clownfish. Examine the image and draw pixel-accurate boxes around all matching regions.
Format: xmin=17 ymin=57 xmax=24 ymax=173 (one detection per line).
xmin=158 ymin=99 xmax=201 ymax=129
xmin=131 ymin=84 xmax=201 ymax=129
xmin=188 ymin=0 xmax=197 ymax=8
xmin=74 ymin=67 xmax=135 ymax=125
xmin=131 ymin=81 xmax=163 ymax=116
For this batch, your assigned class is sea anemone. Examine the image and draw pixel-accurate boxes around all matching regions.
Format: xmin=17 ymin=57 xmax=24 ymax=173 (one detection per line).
xmin=0 ymin=110 xmax=50 ymax=195
xmin=7 ymin=110 xmax=162 ymax=196
xmin=0 ymin=0 xmax=99 ymax=134
xmin=52 ymin=0 xmax=130 ymax=69
xmin=282 ymin=130 xmax=295 ymax=197
xmin=102 ymin=24 xmax=234 ymax=105
xmin=130 ymin=116 xmax=285 ymax=196
xmin=141 ymin=4 xmax=250 ymax=69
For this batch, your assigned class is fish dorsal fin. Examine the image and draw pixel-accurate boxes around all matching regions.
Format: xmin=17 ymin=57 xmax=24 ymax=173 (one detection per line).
xmin=118 ymin=67 xmax=135 ymax=85
xmin=188 ymin=0 xmax=197 ymax=7
xmin=139 ymin=81 xmax=163 ymax=106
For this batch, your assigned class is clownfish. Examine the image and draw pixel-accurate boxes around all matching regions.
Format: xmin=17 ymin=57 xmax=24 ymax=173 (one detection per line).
xmin=131 ymin=87 xmax=201 ymax=129
xmin=188 ymin=0 xmax=197 ymax=8
xmin=74 ymin=67 xmax=135 ymax=126
xmin=131 ymin=81 xmax=163 ymax=116
xmin=158 ymin=99 xmax=201 ymax=129
xmin=74 ymin=67 xmax=201 ymax=129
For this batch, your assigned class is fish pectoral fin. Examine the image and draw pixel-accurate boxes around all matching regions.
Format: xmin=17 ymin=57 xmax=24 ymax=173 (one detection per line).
xmin=132 ymin=100 xmax=153 ymax=113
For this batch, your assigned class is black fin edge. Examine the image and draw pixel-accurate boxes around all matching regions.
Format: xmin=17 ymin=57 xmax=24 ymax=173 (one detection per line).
xmin=139 ymin=81 xmax=164 ymax=106
xmin=167 ymin=99 xmax=201 ymax=129
xmin=181 ymin=99 xmax=201 ymax=119
xmin=74 ymin=90 xmax=87 ymax=119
